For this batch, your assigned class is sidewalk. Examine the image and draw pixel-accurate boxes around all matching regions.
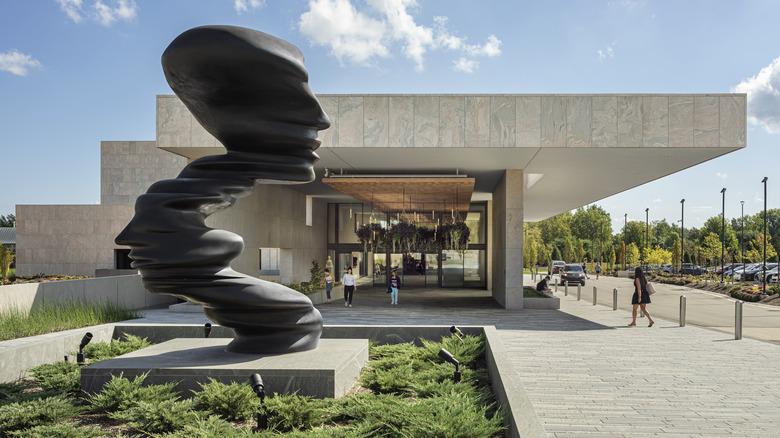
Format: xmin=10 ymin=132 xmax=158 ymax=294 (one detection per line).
xmin=536 ymin=273 xmax=780 ymax=345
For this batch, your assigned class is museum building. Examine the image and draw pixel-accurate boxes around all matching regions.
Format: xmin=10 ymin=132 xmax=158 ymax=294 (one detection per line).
xmin=15 ymin=93 xmax=746 ymax=308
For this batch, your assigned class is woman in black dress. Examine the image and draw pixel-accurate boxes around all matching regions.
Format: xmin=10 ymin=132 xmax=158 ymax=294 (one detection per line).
xmin=628 ymin=266 xmax=655 ymax=327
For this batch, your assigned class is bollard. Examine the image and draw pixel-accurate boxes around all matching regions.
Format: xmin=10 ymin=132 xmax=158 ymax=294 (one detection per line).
xmin=565 ymin=282 xmax=568 ymax=296
xmin=555 ymin=281 xmax=558 ymax=293
xmin=735 ymin=300 xmax=743 ymax=340
xmin=593 ymin=286 xmax=597 ymax=305
xmin=577 ymin=284 xmax=581 ymax=301
xmin=613 ymin=288 xmax=618 ymax=310
xmin=679 ymin=295 xmax=686 ymax=327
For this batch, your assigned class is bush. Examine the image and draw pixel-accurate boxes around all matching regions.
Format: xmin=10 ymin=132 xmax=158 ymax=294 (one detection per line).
xmin=29 ymin=361 xmax=82 ymax=395
xmin=0 ymin=395 xmax=82 ymax=433
xmin=264 ymin=394 xmax=330 ymax=433
xmin=87 ymin=372 xmax=179 ymax=413
xmin=110 ymin=398 xmax=197 ymax=434
xmin=192 ymin=378 xmax=260 ymax=421
xmin=6 ymin=424 xmax=107 ymax=437
xmin=82 ymin=333 xmax=152 ymax=363
xmin=154 ymin=415 xmax=255 ymax=437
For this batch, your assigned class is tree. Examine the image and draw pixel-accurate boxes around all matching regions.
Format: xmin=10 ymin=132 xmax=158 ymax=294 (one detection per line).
xmin=618 ymin=242 xmax=626 ymax=269
xmin=672 ymin=236 xmax=681 ymax=268
xmin=538 ymin=212 xmax=572 ymax=243
xmin=575 ymin=238 xmax=585 ymax=262
xmin=623 ymin=221 xmax=645 ymax=248
xmin=646 ymin=247 xmax=672 ymax=266
xmin=563 ymin=238 xmax=575 ymax=263
xmin=701 ymin=233 xmax=722 ymax=266
xmin=551 ymin=245 xmax=562 ymax=262
xmin=0 ymin=214 xmax=14 ymax=227
xmin=0 ymin=244 xmax=13 ymax=283
xmin=626 ymin=243 xmax=640 ymax=267
xmin=524 ymin=235 xmax=538 ymax=268
xmin=609 ymin=247 xmax=616 ymax=270
xmin=571 ymin=206 xmax=611 ymax=243
xmin=745 ymin=234 xmax=778 ymax=263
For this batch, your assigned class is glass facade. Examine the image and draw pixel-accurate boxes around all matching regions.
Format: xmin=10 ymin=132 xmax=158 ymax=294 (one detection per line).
xmin=327 ymin=202 xmax=487 ymax=288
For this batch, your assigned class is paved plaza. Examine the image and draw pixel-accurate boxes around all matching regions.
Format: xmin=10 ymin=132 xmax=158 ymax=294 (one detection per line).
xmin=135 ymin=278 xmax=780 ymax=437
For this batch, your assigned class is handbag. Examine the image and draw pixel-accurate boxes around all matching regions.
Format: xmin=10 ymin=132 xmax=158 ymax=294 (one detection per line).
xmin=386 ymin=287 xmax=391 ymax=294
xmin=646 ymin=282 xmax=656 ymax=295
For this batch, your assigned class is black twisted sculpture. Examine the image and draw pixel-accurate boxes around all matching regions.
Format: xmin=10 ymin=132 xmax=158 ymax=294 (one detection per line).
xmin=116 ymin=26 xmax=330 ymax=354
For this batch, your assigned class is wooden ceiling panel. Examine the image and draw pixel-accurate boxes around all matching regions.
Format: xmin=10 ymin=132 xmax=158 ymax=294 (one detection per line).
xmin=322 ymin=177 xmax=474 ymax=215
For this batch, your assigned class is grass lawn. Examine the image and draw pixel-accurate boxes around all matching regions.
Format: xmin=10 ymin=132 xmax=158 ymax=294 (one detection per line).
xmin=0 ymin=302 xmax=140 ymax=342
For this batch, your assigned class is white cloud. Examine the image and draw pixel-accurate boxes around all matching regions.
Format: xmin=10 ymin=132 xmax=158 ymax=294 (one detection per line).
xmin=732 ymin=56 xmax=780 ymax=134
xmin=56 ymin=0 xmax=84 ymax=22
xmin=716 ymin=172 xmax=728 ymax=179
xmin=298 ymin=0 xmax=500 ymax=72
xmin=0 ymin=50 xmax=42 ymax=76
xmin=597 ymin=46 xmax=614 ymax=60
xmin=652 ymin=198 xmax=661 ymax=203
xmin=57 ymin=0 xmax=137 ymax=26
xmin=453 ymin=57 xmax=478 ymax=73
xmin=234 ymin=0 xmax=265 ymax=14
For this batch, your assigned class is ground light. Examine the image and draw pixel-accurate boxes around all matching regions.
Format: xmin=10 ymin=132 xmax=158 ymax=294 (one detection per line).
xmin=449 ymin=325 xmax=464 ymax=344
xmin=438 ymin=348 xmax=461 ymax=382
xmin=204 ymin=323 xmax=212 ymax=338
xmin=77 ymin=332 xmax=93 ymax=364
xmin=250 ymin=373 xmax=267 ymax=430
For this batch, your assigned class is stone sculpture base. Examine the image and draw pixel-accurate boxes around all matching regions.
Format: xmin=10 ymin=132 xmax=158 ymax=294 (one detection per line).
xmin=80 ymin=338 xmax=368 ymax=399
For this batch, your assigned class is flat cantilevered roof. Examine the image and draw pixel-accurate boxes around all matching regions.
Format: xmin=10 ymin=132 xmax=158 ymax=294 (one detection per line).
xmin=156 ymin=94 xmax=746 ymax=221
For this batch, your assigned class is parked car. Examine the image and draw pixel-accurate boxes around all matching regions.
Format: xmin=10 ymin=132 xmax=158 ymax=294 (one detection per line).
xmin=752 ymin=263 xmax=778 ymax=282
xmin=551 ymin=260 xmax=566 ymax=274
xmin=680 ymin=264 xmax=706 ymax=275
xmin=732 ymin=263 xmax=760 ymax=281
xmin=561 ymin=264 xmax=586 ymax=286
xmin=661 ymin=264 xmax=673 ymax=274
xmin=742 ymin=263 xmax=777 ymax=282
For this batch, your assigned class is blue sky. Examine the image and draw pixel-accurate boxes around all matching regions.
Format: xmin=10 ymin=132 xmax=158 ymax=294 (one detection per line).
xmin=1 ymin=0 xmax=779 ymax=233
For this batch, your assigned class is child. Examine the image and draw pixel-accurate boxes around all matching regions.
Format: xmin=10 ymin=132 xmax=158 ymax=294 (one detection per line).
xmin=389 ymin=270 xmax=401 ymax=305
xmin=324 ymin=268 xmax=333 ymax=304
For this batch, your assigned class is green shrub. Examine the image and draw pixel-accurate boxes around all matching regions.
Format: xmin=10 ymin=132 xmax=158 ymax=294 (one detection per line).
xmin=82 ymin=333 xmax=152 ymax=363
xmin=769 ymin=284 xmax=780 ymax=296
xmin=87 ymin=372 xmax=179 ymax=413
xmin=6 ymin=424 xmax=107 ymax=437
xmin=29 ymin=360 xmax=81 ymax=395
xmin=110 ymin=398 xmax=197 ymax=434
xmin=264 ymin=394 xmax=330 ymax=433
xmin=0 ymin=395 xmax=82 ymax=433
xmin=191 ymin=378 xmax=260 ymax=421
xmin=155 ymin=415 xmax=256 ymax=437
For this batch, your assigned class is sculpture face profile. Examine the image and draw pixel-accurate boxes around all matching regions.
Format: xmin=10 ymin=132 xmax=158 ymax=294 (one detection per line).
xmin=116 ymin=26 xmax=330 ymax=354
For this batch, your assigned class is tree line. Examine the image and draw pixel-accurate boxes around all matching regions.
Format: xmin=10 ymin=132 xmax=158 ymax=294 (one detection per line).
xmin=523 ymin=205 xmax=780 ymax=269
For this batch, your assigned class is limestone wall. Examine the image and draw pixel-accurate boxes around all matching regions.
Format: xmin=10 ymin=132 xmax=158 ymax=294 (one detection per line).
xmin=15 ymin=204 xmax=135 ymax=276
xmin=101 ymin=140 xmax=187 ymax=205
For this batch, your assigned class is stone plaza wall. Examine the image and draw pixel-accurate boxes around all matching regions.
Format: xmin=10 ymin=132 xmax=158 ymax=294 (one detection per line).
xmin=15 ymin=204 xmax=135 ymax=276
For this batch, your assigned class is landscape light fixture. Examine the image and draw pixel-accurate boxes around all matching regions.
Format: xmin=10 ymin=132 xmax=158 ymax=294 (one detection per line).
xmin=250 ymin=373 xmax=267 ymax=430
xmin=449 ymin=325 xmax=464 ymax=344
xmin=204 ymin=323 xmax=212 ymax=338
xmin=438 ymin=348 xmax=461 ymax=382
xmin=77 ymin=332 xmax=93 ymax=364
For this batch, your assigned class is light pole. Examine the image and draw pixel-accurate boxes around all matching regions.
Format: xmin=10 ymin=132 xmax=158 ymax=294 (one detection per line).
xmin=762 ymin=177 xmax=768 ymax=293
xmin=645 ymin=208 xmax=649 ymax=266
xmin=721 ymin=188 xmax=726 ymax=283
xmin=741 ymin=200 xmax=745 ymax=268
xmin=624 ymin=213 xmax=627 ymax=270
xmin=680 ymin=199 xmax=685 ymax=273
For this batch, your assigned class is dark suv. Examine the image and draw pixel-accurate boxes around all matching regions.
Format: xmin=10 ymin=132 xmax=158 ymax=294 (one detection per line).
xmin=561 ymin=264 xmax=586 ymax=286
xmin=680 ymin=264 xmax=705 ymax=275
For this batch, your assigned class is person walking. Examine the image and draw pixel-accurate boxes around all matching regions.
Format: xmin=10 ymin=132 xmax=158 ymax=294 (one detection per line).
xmin=628 ymin=266 xmax=655 ymax=327
xmin=595 ymin=262 xmax=601 ymax=280
xmin=388 ymin=269 xmax=401 ymax=305
xmin=324 ymin=268 xmax=333 ymax=304
xmin=342 ymin=267 xmax=356 ymax=307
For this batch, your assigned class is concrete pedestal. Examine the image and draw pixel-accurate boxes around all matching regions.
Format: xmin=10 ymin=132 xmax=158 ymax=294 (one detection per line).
xmin=81 ymin=338 xmax=368 ymax=399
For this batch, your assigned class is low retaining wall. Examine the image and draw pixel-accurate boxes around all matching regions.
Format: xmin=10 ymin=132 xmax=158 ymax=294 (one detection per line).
xmin=0 ymin=275 xmax=177 ymax=314
xmin=0 ymin=322 xmax=545 ymax=437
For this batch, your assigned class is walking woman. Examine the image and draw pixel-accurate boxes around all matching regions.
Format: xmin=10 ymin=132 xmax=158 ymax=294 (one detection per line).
xmin=629 ymin=266 xmax=655 ymax=327
xmin=342 ymin=267 xmax=356 ymax=307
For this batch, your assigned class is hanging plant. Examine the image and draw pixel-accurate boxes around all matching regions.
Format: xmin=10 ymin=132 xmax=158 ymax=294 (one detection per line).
xmin=356 ymin=223 xmax=385 ymax=253
xmin=416 ymin=227 xmax=436 ymax=252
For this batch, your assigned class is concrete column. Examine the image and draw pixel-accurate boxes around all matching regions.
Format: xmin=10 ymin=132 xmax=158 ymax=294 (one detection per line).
xmin=491 ymin=169 xmax=524 ymax=309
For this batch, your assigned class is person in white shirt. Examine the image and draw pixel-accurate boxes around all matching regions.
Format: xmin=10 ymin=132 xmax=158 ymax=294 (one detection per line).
xmin=342 ymin=267 xmax=356 ymax=307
